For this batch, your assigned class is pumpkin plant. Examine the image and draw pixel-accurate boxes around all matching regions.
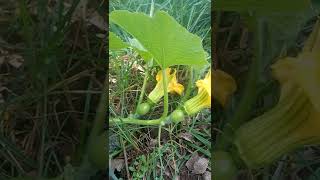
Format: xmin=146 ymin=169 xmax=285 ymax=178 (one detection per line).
xmin=109 ymin=10 xmax=210 ymax=126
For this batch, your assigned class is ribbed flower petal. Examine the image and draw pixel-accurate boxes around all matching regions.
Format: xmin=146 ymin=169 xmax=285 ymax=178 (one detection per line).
xmin=271 ymin=52 xmax=320 ymax=112
xmin=235 ymin=19 xmax=320 ymax=168
xmin=184 ymin=70 xmax=216 ymax=115
xmin=213 ymin=70 xmax=236 ymax=106
xmin=148 ymin=68 xmax=184 ymax=103
xmin=168 ymin=70 xmax=185 ymax=95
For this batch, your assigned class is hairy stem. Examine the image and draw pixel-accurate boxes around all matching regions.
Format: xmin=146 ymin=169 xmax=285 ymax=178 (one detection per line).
xmin=161 ymin=68 xmax=169 ymax=119
xmin=135 ymin=67 xmax=150 ymax=114
xmin=180 ymin=67 xmax=194 ymax=105
xmin=110 ymin=117 xmax=163 ymax=126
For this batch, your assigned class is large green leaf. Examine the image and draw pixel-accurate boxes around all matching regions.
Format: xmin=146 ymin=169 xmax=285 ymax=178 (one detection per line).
xmin=109 ymin=10 xmax=208 ymax=68
xmin=109 ymin=32 xmax=152 ymax=61
xmin=128 ymin=38 xmax=153 ymax=61
xmin=109 ymin=31 xmax=128 ymax=50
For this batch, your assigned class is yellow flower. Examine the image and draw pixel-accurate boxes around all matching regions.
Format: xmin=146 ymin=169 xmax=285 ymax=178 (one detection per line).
xmin=184 ymin=69 xmax=236 ymax=115
xmin=213 ymin=70 xmax=237 ymax=107
xmin=234 ymin=19 xmax=320 ymax=168
xmin=148 ymin=68 xmax=184 ymax=104
xmin=184 ymin=71 xmax=211 ymax=115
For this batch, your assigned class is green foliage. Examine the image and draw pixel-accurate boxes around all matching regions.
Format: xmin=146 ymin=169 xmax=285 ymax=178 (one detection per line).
xmin=109 ymin=32 xmax=128 ymax=50
xmin=109 ymin=10 xmax=208 ymax=68
xmin=129 ymin=154 xmax=149 ymax=179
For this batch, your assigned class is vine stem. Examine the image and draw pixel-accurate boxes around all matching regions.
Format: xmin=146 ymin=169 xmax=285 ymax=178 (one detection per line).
xmin=134 ymin=0 xmax=154 ymax=113
xmin=135 ymin=67 xmax=150 ymax=114
xmin=110 ymin=67 xmax=193 ymax=125
xmin=87 ymin=75 xmax=107 ymax=148
xmin=110 ymin=117 xmax=163 ymax=125
xmin=161 ymin=68 xmax=169 ymax=119
xmin=158 ymin=124 xmax=164 ymax=178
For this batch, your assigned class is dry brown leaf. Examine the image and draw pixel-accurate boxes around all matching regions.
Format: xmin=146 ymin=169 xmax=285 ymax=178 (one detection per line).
xmin=88 ymin=11 xmax=107 ymax=31
xmin=178 ymin=132 xmax=194 ymax=143
xmin=96 ymin=33 xmax=106 ymax=39
xmin=202 ymin=171 xmax=211 ymax=180
xmin=148 ymin=138 xmax=157 ymax=148
xmin=8 ymin=54 xmax=24 ymax=68
xmin=132 ymin=61 xmax=144 ymax=72
xmin=186 ymin=152 xmax=199 ymax=171
xmin=192 ymin=157 xmax=209 ymax=174
xmin=72 ymin=0 xmax=87 ymax=22
xmin=111 ymin=158 xmax=125 ymax=172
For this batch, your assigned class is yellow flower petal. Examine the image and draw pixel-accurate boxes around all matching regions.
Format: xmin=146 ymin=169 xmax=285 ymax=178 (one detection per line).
xmin=184 ymin=70 xmax=212 ymax=115
xmin=213 ymin=70 xmax=237 ymax=107
xmin=196 ymin=70 xmax=211 ymax=97
xmin=234 ymin=20 xmax=320 ymax=168
xmin=156 ymin=68 xmax=171 ymax=82
xmin=271 ymin=52 xmax=320 ymax=112
xmin=148 ymin=68 xmax=184 ymax=103
xmin=168 ymin=70 xmax=185 ymax=95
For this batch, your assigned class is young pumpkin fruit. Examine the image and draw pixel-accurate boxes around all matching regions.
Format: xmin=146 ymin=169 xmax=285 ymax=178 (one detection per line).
xmin=136 ymin=102 xmax=151 ymax=116
xmin=171 ymin=109 xmax=185 ymax=123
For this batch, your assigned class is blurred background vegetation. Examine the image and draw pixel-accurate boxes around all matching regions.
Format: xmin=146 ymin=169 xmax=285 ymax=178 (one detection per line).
xmin=215 ymin=1 xmax=320 ymax=179
xmin=0 ymin=0 xmax=106 ymax=179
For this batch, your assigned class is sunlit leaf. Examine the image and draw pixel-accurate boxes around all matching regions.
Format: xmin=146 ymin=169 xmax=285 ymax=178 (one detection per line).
xmin=128 ymin=38 xmax=153 ymax=61
xmin=109 ymin=31 xmax=128 ymax=50
xmin=110 ymin=10 xmax=208 ymax=68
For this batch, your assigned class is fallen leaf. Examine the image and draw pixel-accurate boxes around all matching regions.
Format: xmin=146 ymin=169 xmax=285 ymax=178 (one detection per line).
xmin=178 ymin=132 xmax=194 ymax=143
xmin=71 ymin=0 xmax=87 ymax=22
xmin=202 ymin=171 xmax=211 ymax=180
xmin=96 ymin=33 xmax=106 ymax=39
xmin=8 ymin=54 xmax=24 ymax=68
xmin=132 ymin=61 xmax=144 ymax=72
xmin=186 ymin=152 xmax=199 ymax=171
xmin=88 ymin=11 xmax=107 ymax=31
xmin=111 ymin=158 xmax=124 ymax=172
xmin=148 ymin=138 xmax=157 ymax=148
xmin=192 ymin=157 xmax=209 ymax=174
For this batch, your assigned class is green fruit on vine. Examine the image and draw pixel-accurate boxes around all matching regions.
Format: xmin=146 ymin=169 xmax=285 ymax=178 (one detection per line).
xmin=213 ymin=151 xmax=237 ymax=180
xmin=88 ymin=132 xmax=107 ymax=169
xmin=171 ymin=110 xmax=185 ymax=123
xmin=137 ymin=102 xmax=151 ymax=115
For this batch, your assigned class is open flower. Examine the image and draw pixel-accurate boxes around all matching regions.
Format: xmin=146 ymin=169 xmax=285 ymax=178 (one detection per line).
xmin=213 ymin=70 xmax=237 ymax=107
xmin=184 ymin=70 xmax=211 ymax=115
xmin=234 ymin=20 xmax=320 ymax=168
xmin=148 ymin=68 xmax=184 ymax=104
xmin=184 ymin=69 xmax=236 ymax=115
